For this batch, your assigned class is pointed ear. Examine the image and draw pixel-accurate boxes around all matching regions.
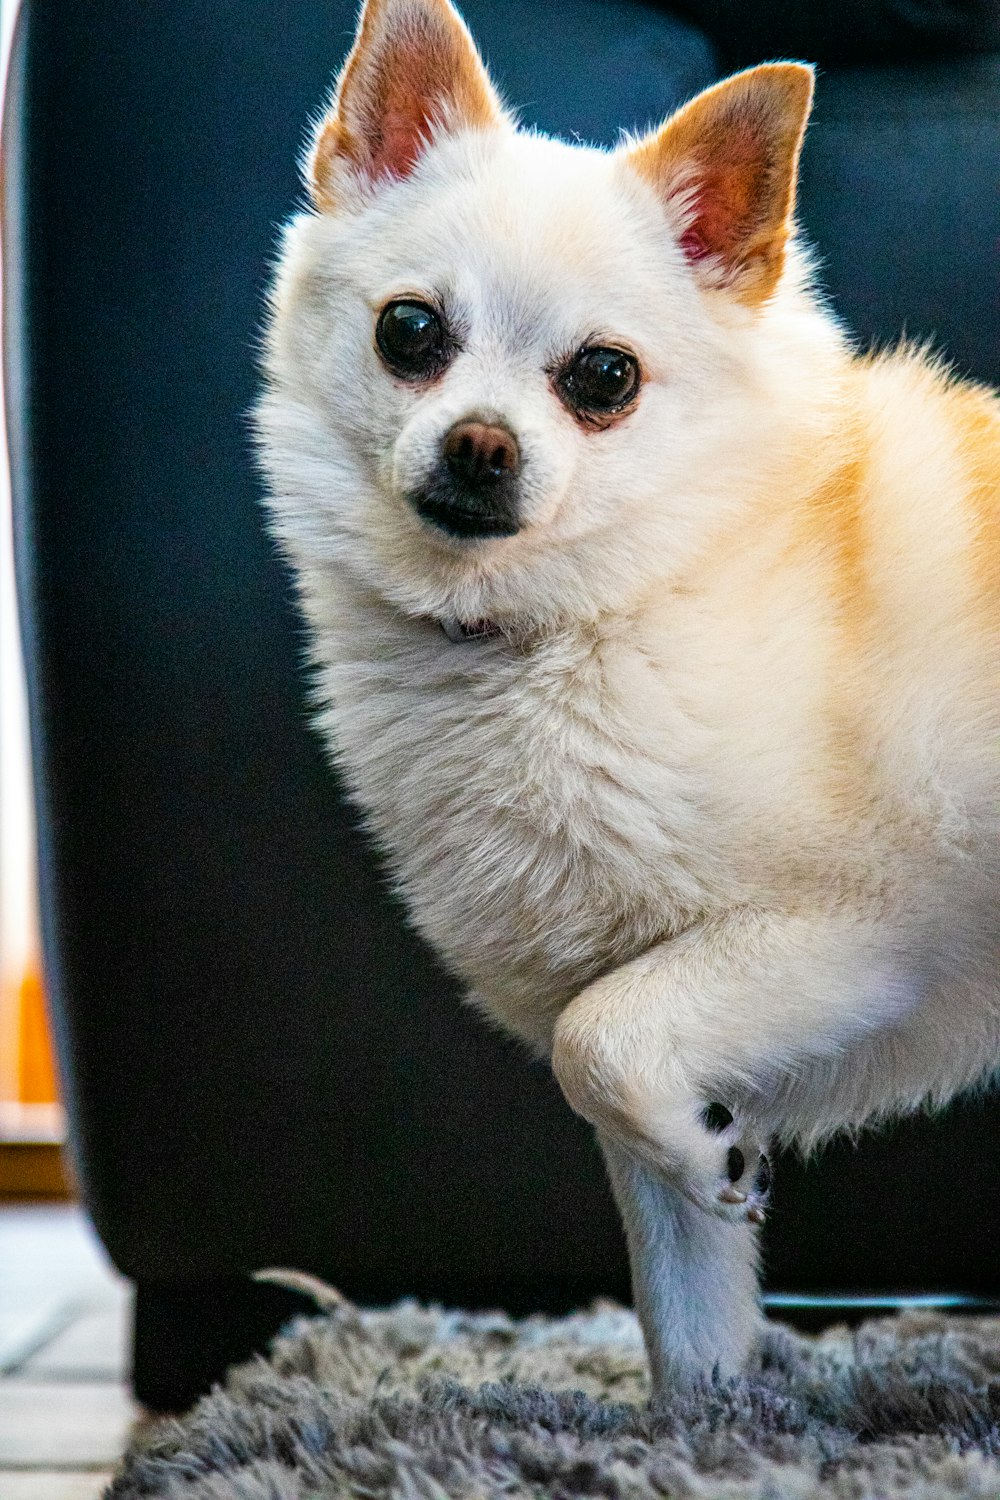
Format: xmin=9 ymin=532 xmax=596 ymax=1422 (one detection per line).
xmin=625 ymin=64 xmax=814 ymax=306
xmin=308 ymin=0 xmax=505 ymax=211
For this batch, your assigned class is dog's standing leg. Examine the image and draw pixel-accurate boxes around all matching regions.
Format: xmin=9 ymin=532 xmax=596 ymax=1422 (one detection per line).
xmin=599 ymin=1129 xmax=762 ymax=1398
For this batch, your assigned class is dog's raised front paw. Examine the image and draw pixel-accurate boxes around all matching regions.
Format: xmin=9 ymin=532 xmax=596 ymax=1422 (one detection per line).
xmin=551 ymin=1011 xmax=772 ymax=1224
xmin=623 ymin=1097 xmax=772 ymax=1225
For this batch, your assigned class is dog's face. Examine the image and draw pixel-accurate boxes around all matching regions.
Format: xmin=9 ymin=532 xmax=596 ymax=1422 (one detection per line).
xmin=258 ymin=0 xmax=819 ymax=628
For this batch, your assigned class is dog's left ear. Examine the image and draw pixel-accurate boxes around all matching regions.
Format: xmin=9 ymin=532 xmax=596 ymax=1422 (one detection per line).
xmin=624 ymin=64 xmax=814 ymax=307
xmin=308 ymin=0 xmax=506 ymax=211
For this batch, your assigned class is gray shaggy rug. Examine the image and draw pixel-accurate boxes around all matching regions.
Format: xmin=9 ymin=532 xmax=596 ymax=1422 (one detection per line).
xmin=107 ymin=1284 xmax=1000 ymax=1499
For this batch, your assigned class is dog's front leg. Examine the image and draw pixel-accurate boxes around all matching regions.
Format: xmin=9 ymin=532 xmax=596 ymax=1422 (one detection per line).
xmin=552 ymin=905 xmax=908 ymax=1220
xmin=599 ymin=1129 xmax=762 ymax=1396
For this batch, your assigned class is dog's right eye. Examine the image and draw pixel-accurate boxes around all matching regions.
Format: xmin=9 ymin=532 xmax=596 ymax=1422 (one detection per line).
xmin=375 ymin=300 xmax=447 ymax=379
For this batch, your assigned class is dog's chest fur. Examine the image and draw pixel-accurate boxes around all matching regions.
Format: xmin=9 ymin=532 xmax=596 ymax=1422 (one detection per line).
xmin=304 ymin=576 xmax=836 ymax=1050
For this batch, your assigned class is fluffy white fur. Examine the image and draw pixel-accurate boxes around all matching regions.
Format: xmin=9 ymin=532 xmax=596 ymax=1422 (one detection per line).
xmin=255 ymin=0 xmax=1000 ymax=1394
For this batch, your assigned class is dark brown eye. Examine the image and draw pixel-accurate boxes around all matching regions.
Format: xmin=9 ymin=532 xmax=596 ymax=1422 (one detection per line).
xmin=559 ymin=345 xmax=640 ymax=417
xmin=376 ymin=299 xmax=447 ymax=378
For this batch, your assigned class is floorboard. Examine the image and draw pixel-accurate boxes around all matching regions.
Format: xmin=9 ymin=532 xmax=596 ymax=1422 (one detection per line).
xmin=0 ymin=1204 xmax=136 ymax=1490
xmin=0 ymin=1473 xmax=116 ymax=1500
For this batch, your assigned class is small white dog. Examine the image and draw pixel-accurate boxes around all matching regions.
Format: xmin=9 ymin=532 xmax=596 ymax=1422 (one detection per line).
xmin=255 ymin=0 xmax=1000 ymax=1395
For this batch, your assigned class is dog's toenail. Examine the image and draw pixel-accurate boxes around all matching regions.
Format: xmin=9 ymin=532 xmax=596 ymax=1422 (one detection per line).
xmin=726 ymin=1146 xmax=745 ymax=1182
xmin=756 ymin=1155 xmax=771 ymax=1194
xmin=747 ymin=1206 xmax=767 ymax=1225
xmin=720 ymin=1186 xmax=747 ymax=1204
xmin=702 ymin=1102 xmax=734 ymax=1133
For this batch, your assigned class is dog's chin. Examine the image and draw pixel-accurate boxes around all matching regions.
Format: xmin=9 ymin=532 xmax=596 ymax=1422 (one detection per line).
xmin=371 ymin=477 xmax=587 ymax=633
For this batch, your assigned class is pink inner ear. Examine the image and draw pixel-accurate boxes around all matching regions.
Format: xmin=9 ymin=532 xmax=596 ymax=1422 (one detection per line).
xmin=678 ymin=224 xmax=711 ymax=262
xmin=376 ymin=107 xmax=435 ymax=180
xmin=356 ymin=34 xmax=452 ymax=184
xmin=676 ymin=124 xmax=767 ymax=268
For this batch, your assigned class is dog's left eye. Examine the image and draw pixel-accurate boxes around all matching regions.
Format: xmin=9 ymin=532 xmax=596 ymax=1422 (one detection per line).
xmin=375 ymin=299 xmax=448 ymax=378
xmin=558 ymin=345 xmax=640 ymax=419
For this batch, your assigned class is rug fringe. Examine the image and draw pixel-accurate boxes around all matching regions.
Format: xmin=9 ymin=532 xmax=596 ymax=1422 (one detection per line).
xmin=253 ymin=1267 xmax=349 ymax=1311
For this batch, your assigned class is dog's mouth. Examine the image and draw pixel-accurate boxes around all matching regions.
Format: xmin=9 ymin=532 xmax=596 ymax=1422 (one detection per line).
xmin=407 ymin=471 xmax=522 ymax=542
xmin=411 ymin=489 xmax=521 ymax=540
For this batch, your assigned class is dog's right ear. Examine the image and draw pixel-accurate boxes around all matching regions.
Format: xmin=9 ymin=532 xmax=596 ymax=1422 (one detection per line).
xmin=308 ymin=0 xmax=506 ymax=211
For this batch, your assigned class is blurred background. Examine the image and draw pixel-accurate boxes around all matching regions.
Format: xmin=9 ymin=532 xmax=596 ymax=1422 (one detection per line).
xmin=1 ymin=0 xmax=62 ymax=1186
xmin=1 ymin=2 xmax=999 ymax=1483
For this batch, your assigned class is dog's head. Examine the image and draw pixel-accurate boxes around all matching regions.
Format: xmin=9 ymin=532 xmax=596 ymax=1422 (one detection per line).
xmin=258 ymin=0 xmax=830 ymax=630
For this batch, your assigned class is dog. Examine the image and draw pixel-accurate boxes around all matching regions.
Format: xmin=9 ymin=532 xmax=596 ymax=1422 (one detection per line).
xmin=255 ymin=0 xmax=1000 ymax=1396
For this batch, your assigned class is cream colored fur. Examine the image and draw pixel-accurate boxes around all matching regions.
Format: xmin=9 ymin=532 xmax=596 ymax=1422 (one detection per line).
xmin=255 ymin=0 xmax=1000 ymax=1395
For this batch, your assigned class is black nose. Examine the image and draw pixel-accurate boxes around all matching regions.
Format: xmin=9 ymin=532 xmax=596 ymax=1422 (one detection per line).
xmin=408 ymin=419 xmax=522 ymax=540
xmin=443 ymin=421 xmax=520 ymax=485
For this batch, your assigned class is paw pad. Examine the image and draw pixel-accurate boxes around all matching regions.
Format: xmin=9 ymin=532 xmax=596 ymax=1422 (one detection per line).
xmin=726 ymin=1146 xmax=745 ymax=1183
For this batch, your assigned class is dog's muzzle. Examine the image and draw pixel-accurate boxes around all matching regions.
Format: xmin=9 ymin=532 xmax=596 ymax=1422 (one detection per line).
xmin=408 ymin=419 xmax=521 ymax=540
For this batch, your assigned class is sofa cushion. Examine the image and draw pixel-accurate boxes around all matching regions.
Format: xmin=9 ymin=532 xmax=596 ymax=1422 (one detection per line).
xmin=670 ymin=0 xmax=1000 ymax=68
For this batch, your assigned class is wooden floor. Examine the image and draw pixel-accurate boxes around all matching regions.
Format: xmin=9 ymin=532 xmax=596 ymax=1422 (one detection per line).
xmin=0 ymin=1203 xmax=137 ymax=1498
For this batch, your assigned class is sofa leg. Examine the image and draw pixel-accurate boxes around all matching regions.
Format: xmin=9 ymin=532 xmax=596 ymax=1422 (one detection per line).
xmin=132 ymin=1277 xmax=319 ymax=1412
